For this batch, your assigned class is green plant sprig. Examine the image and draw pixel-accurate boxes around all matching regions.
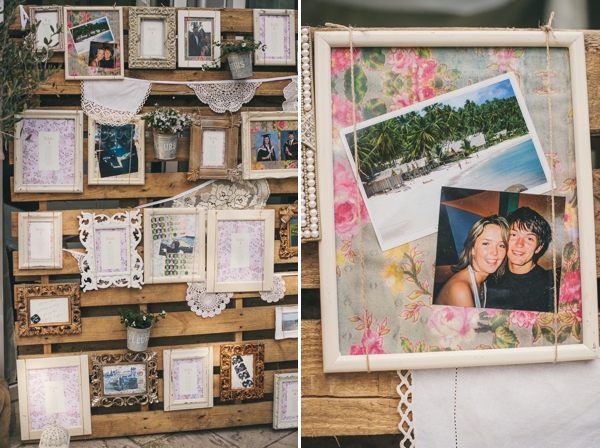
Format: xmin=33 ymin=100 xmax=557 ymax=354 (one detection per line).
xmin=118 ymin=308 xmax=166 ymax=329
xmin=141 ymin=104 xmax=194 ymax=135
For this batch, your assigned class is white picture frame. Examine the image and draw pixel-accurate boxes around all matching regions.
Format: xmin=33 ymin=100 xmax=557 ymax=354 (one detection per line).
xmin=253 ymin=9 xmax=296 ymax=66
xmin=29 ymin=5 xmax=65 ymax=52
xmin=18 ymin=212 xmax=63 ymax=270
xmin=163 ymin=347 xmax=213 ymax=411
xmin=143 ymin=207 xmax=206 ymax=284
xmin=314 ymin=29 xmax=598 ymax=371
xmin=206 ymin=210 xmax=275 ymax=293
xmin=275 ymin=306 xmax=298 ymax=340
xmin=14 ymin=110 xmax=84 ymax=193
xmin=87 ymin=116 xmax=145 ymax=185
xmin=273 ymin=372 xmax=298 ymax=429
xmin=17 ymin=355 xmax=92 ymax=441
xmin=78 ymin=210 xmax=143 ymax=291
xmin=177 ymin=10 xmax=220 ymax=69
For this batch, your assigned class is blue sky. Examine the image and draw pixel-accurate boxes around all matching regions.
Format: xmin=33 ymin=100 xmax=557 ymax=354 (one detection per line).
xmin=438 ymin=79 xmax=516 ymax=110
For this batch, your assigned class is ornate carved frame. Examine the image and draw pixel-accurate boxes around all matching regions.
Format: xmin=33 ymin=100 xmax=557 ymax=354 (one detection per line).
xmin=273 ymin=372 xmax=298 ymax=429
xmin=187 ymin=114 xmax=241 ymax=181
xmin=15 ymin=283 xmax=81 ymax=337
xmin=128 ymin=7 xmax=177 ymax=69
xmin=219 ymin=343 xmax=265 ymax=401
xmin=278 ymin=204 xmax=298 ymax=259
xmin=91 ymin=352 xmax=158 ymax=407
xmin=29 ymin=5 xmax=65 ymax=52
xmin=78 ymin=211 xmax=143 ymax=291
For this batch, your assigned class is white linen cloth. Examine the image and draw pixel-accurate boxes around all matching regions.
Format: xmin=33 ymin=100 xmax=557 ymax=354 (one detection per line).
xmin=413 ymin=358 xmax=600 ymax=447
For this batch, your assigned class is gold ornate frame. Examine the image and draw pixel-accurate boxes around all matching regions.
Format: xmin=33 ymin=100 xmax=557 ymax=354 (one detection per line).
xmin=128 ymin=7 xmax=177 ymax=69
xmin=15 ymin=283 xmax=81 ymax=337
xmin=278 ymin=204 xmax=298 ymax=259
xmin=91 ymin=352 xmax=158 ymax=407
xmin=220 ymin=343 xmax=265 ymax=401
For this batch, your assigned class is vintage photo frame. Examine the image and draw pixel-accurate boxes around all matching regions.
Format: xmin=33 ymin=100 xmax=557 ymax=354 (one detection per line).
xmin=206 ymin=209 xmax=275 ymax=293
xmin=313 ymin=29 xmax=598 ymax=371
xmin=88 ymin=116 xmax=145 ymax=185
xmin=14 ymin=110 xmax=84 ymax=193
xmin=129 ymin=7 xmax=177 ymax=69
xmin=273 ymin=372 xmax=298 ymax=429
xmin=17 ymin=355 xmax=91 ymax=440
xmin=187 ymin=114 xmax=241 ymax=181
xmin=143 ymin=208 xmax=206 ymax=284
xmin=278 ymin=204 xmax=298 ymax=259
xmin=90 ymin=352 xmax=158 ymax=407
xmin=78 ymin=211 xmax=143 ymax=291
xmin=18 ymin=212 xmax=63 ymax=270
xmin=220 ymin=343 xmax=264 ymax=401
xmin=253 ymin=9 xmax=296 ymax=66
xmin=64 ymin=6 xmax=124 ymax=80
xmin=163 ymin=347 xmax=213 ymax=411
xmin=241 ymin=111 xmax=299 ymax=180
xmin=177 ymin=10 xmax=220 ymax=69
xmin=30 ymin=5 xmax=65 ymax=51
xmin=15 ymin=283 xmax=81 ymax=337
xmin=275 ymin=306 xmax=298 ymax=340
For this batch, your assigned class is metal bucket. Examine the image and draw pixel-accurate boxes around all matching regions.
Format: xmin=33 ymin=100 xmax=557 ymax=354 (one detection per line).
xmin=127 ymin=325 xmax=152 ymax=352
xmin=153 ymin=133 xmax=178 ymax=160
xmin=227 ymin=52 xmax=253 ymax=79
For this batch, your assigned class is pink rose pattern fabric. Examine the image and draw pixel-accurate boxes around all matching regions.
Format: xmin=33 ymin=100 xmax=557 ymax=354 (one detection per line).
xmin=94 ymin=228 xmax=127 ymax=273
xmin=330 ymin=47 xmax=582 ymax=355
xmin=259 ymin=15 xmax=291 ymax=60
xmin=27 ymin=367 xmax=82 ymax=430
xmin=216 ymin=220 xmax=265 ymax=283
xmin=281 ymin=380 xmax=298 ymax=421
xmin=173 ymin=358 xmax=204 ymax=401
xmin=21 ymin=118 xmax=76 ymax=186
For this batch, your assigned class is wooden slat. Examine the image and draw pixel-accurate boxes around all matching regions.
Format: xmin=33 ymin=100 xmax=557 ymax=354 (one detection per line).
xmin=301 ymin=241 xmax=320 ymax=288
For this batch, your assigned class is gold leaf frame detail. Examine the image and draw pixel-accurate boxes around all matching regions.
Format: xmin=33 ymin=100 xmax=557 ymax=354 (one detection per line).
xmin=220 ymin=343 xmax=265 ymax=401
xmin=278 ymin=204 xmax=298 ymax=259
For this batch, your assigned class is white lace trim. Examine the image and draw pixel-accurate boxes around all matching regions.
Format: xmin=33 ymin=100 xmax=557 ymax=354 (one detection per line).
xmin=283 ymin=79 xmax=298 ymax=112
xmin=172 ymin=179 xmax=270 ymax=210
xmin=259 ymin=275 xmax=286 ymax=303
xmin=63 ymin=249 xmax=86 ymax=274
xmin=187 ymin=81 xmax=263 ymax=114
xmin=397 ymin=370 xmax=414 ymax=447
xmin=81 ymin=80 xmax=153 ymax=126
xmin=186 ymin=282 xmax=232 ymax=318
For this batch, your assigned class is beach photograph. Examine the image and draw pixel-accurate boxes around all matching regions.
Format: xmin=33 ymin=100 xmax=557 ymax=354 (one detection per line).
xmin=69 ymin=16 xmax=114 ymax=54
xmin=340 ymin=73 xmax=552 ymax=251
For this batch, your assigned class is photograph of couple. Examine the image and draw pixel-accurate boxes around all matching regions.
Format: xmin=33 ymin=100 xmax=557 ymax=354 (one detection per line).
xmin=433 ymin=187 xmax=565 ymax=312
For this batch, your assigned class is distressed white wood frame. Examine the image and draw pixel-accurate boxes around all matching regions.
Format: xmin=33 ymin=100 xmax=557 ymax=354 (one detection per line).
xmin=78 ymin=211 xmax=143 ymax=291
xmin=63 ymin=6 xmax=125 ymax=80
xmin=17 ymin=355 xmax=91 ymax=441
xmin=272 ymin=372 xmax=298 ymax=429
xmin=177 ymin=10 xmax=221 ymax=69
xmin=206 ymin=209 xmax=275 ymax=293
xmin=275 ymin=305 xmax=298 ymax=340
xmin=87 ymin=116 xmax=145 ymax=185
xmin=128 ymin=7 xmax=177 ymax=69
xmin=163 ymin=347 xmax=213 ymax=411
xmin=14 ymin=110 xmax=84 ymax=193
xmin=314 ymin=29 xmax=598 ymax=372
xmin=143 ymin=207 xmax=206 ymax=284
xmin=253 ymin=9 xmax=296 ymax=66
xmin=18 ymin=212 xmax=63 ymax=270
xmin=241 ymin=111 xmax=299 ymax=180
xmin=29 ymin=5 xmax=65 ymax=52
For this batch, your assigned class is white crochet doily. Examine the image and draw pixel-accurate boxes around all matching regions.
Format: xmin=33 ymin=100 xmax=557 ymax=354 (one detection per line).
xmin=63 ymin=249 xmax=86 ymax=274
xmin=282 ymin=79 xmax=298 ymax=112
xmin=186 ymin=282 xmax=232 ymax=318
xmin=172 ymin=179 xmax=270 ymax=210
xmin=81 ymin=80 xmax=152 ymax=126
xmin=397 ymin=370 xmax=414 ymax=447
xmin=187 ymin=81 xmax=262 ymax=113
xmin=259 ymin=275 xmax=286 ymax=303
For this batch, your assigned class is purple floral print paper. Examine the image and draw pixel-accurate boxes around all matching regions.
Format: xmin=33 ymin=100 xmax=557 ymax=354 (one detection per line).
xmin=94 ymin=228 xmax=127 ymax=273
xmin=216 ymin=220 xmax=265 ymax=283
xmin=258 ymin=15 xmax=290 ymax=60
xmin=27 ymin=221 xmax=54 ymax=261
xmin=21 ymin=118 xmax=76 ymax=186
xmin=281 ymin=380 xmax=298 ymax=421
xmin=173 ymin=358 xmax=204 ymax=401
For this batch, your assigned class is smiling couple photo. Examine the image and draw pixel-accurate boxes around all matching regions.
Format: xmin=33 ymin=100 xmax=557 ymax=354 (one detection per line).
xmin=433 ymin=187 xmax=566 ymax=312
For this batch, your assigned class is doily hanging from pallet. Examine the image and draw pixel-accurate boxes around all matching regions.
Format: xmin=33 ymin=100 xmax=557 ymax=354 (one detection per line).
xmin=259 ymin=275 xmax=286 ymax=303
xmin=186 ymin=282 xmax=233 ymax=318
xmin=187 ymin=81 xmax=263 ymax=113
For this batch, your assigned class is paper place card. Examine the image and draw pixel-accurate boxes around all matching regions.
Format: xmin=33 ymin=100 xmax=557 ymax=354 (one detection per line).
xmin=141 ymin=19 xmax=165 ymax=58
xmin=38 ymin=131 xmax=60 ymax=171
xmin=30 ymin=297 xmax=69 ymax=324
xmin=202 ymin=130 xmax=226 ymax=167
xmin=264 ymin=16 xmax=285 ymax=59
xmin=100 ymin=231 xmax=122 ymax=271
xmin=284 ymin=381 xmax=298 ymax=418
xmin=44 ymin=380 xmax=66 ymax=414
xmin=178 ymin=361 xmax=199 ymax=397
xmin=231 ymin=354 xmax=254 ymax=390
xmin=28 ymin=221 xmax=53 ymax=261
xmin=35 ymin=11 xmax=59 ymax=48
xmin=230 ymin=233 xmax=250 ymax=269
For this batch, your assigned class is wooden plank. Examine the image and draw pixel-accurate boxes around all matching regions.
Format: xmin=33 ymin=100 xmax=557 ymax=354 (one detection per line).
xmin=301 ymin=241 xmax=320 ymax=288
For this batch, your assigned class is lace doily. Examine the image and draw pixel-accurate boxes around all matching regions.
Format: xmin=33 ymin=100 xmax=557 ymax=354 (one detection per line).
xmin=187 ymin=81 xmax=262 ymax=113
xmin=186 ymin=282 xmax=232 ymax=318
xmin=172 ymin=179 xmax=270 ymax=210
xmin=81 ymin=79 xmax=153 ymax=126
xmin=283 ymin=79 xmax=298 ymax=112
xmin=63 ymin=249 xmax=86 ymax=274
xmin=397 ymin=370 xmax=414 ymax=447
xmin=259 ymin=275 xmax=286 ymax=303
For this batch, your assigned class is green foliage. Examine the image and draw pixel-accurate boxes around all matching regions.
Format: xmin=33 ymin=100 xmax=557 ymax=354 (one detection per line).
xmin=141 ymin=104 xmax=194 ymax=135
xmin=118 ymin=307 xmax=166 ymax=329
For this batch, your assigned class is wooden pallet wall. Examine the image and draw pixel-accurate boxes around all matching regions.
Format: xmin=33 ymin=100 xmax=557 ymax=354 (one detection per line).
xmin=8 ymin=6 xmax=298 ymax=440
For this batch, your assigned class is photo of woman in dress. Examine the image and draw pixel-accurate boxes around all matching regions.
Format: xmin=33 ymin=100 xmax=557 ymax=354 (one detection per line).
xmin=256 ymin=133 xmax=278 ymax=162
xmin=98 ymin=45 xmax=115 ymax=68
xmin=89 ymin=46 xmax=105 ymax=67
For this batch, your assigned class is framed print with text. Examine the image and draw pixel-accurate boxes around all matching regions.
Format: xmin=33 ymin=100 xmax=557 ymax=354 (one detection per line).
xmin=29 ymin=5 xmax=65 ymax=51
xmin=129 ymin=7 xmax=176 ymax=69
xmin=253 ymin=9 xmax=296 ymax=66
xmin=273 ymin=372 xmax=298 ymax=429
xmin=163 ymin=347 xmax=213 ymax=411
xmin=18 ymin=212 xmax=62 ymax=270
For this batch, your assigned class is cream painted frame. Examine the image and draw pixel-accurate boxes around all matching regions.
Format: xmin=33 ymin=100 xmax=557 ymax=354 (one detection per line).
xmin=87 ymin=116 xmax=145 ymax=185
xmin=128 ymin=7 xmax=177 ymax=69
xmin=143 ymin=207 xmax=206 ymax=284
xmin=14 ymin=110 xmax=84 ymax=193
xmin=177 ymin=10 xmax=221 ymax=69
xmin=206 ymin=209 xmax=275 ymax=293
xmin=272 ymin=372 xmax=298 ymax=429
xmin=18 ymin=212 xmax=62 ymax=270
xmin=253 ymin=9 xmax=296 ymax=66
xmin=314 ymin=29 xmax=598 ymax=372
xmin=163 ymin=347 xmax=213 ymax=411
xmin=29 ymin=5 xmax=65 ymax=52
xmin=275 ymin=305 xmax=298 ymax=340
xmin=17 ymin=355 xmax=92 ymax=441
